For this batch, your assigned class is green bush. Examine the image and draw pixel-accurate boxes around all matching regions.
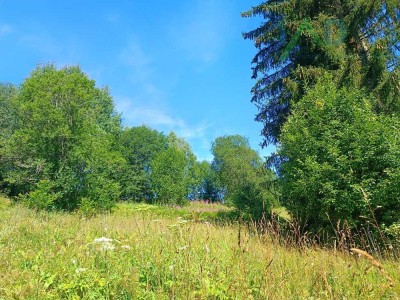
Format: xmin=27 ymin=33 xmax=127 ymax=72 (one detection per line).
xmin=25 ymin=180 xmax=59 ymax=211
xmin=78 ymin=197 xmax=98 ymax=217
xmin=84 ymin=176 xmax=121 ymax=212
xmin=231 ymin=180 xmax=272 ymax=221
xmin=278 ymin=76 xmax=400 ymax=231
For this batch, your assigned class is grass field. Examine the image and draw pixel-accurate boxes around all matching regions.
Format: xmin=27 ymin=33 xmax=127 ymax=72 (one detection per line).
xmin=0 ymin=197 xmax=399 ymax=299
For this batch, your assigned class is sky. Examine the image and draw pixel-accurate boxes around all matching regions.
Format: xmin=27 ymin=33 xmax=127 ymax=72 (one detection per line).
xmin=0 ymin=0 xmax=273 ymax=161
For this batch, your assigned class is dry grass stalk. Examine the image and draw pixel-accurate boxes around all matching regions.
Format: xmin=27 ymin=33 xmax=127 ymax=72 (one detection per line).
xmin=350 ymin=248 xmax=395 ymax=287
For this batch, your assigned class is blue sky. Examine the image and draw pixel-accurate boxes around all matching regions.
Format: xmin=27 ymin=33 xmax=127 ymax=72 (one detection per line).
xmin=0 ymin=0 xmax=273 ymax=161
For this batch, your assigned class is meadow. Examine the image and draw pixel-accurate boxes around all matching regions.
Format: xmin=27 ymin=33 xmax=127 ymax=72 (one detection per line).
xmin=0 ymin=196 xmax=399 ymax=299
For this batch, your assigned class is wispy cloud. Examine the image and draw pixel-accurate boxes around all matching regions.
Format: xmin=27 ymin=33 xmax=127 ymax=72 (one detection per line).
xmin=118 ymin=39 xmax=167 ymax=105
xmin=115 ymin=95 xmax=211 ymax=160
xmin=116 ymin=96 xmax=173 ymax=125
xmin=116 ymin=96 xmax=196 ymax=131
xmin=0 ymin=24 xmax=12 ymax=37
xmin=169 ymin=0 xmax=234 ymax=64
xmin=119 ymin=41 xmax=153 ymax=81
xmin=105 ymin=13 xmax=120 ymax=24
xmin=177 ymin=123 xmax=207 ymax=140
xmin=18 ymin=33 xmax=61 ymax=56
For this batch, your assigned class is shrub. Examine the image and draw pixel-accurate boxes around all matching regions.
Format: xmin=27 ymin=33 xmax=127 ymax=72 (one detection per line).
xmin=25 ymin=180 xmax=59 ymax=211
xmin=277 ymin=77 xmax=400 ymax=231
xmin=78 ymin=197 xmax=98 ymax=217
xmin=231 ymin=181 xmax=271 ymax=221
xmin=84 ymin=176 xmax=121 ymax=212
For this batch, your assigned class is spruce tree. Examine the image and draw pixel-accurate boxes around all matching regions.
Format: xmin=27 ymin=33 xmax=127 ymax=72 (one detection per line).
xmin=243 ymin=0 xmax=400 ymax=146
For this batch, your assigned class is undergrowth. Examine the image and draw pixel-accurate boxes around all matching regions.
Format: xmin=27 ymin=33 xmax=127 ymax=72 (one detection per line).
xmin=0 ymin=199 xmax=399 ymax=299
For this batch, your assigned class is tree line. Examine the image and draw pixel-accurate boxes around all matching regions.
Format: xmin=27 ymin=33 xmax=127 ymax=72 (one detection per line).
xmin=0 ymin=65 xmax=276 ymax=217
xmin=1 ymin=0 xmax=399 ymax=237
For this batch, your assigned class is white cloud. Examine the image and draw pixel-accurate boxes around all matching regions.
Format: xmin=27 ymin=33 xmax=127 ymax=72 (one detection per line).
xmin=132 ymin=107 xmax=185 ymax=128
xmin=0 ymin=24 xmax=12 ymax=36
xmin=118 ymin=39 xmax=167 ymax=107
xmin=177 ymin=123 xmax=207 ymax=139
xmin=119 ymin=41 xmax=153 ymax=83
xmin=116 ymin=96 xmax=183 ymax=128
xmin=115 ymin=95 xmax=212 ymax=160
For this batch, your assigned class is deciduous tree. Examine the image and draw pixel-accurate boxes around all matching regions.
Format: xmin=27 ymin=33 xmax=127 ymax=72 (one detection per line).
xmin=278 ymin=76 xmax=400 ymax=230
xmin=211 ymin=135 xmax=276 ymax=219
xmin=118 ymin=126 xmax=167 ymax=201
xmin=3 ymin=65 xmax=124 ymax=210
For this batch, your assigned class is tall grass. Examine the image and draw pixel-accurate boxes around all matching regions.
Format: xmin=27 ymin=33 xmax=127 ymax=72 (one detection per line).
xmin=0 ymin=199 xmax=399 ymax=299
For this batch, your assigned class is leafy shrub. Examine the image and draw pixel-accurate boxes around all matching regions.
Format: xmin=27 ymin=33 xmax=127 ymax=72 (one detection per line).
xmin=277 ymin=77 xmax=400 ymax=231
xmin=384 ymin=223 xmax=400 ymax=244
xmin=84 ymin=176 xmax=121 ymax=212
xmin=78 ymin=197 xmax=98 ymax=217
xmin=231 ymin=169 xmax=276 ymax=221
xmin=232 ymin=182 xmax=268 ymax=221
xmin=25 ymin=179 xmax=59 ymax=211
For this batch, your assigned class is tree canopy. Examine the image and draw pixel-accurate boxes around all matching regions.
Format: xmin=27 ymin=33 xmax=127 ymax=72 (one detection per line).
xmin=1 ymin=65 xmax=124 ymax=210
xmin=211 ymin=135 xmax=276 ymax=219
xmin=243 ymin=0 xmax=400 ymax=146
xmin=0 ymin=64 xmax=276 ymax=215
xmin=244 ymin=1 xmax=400 ymax=231
xmin=118 ymin=125 xmax=167 ymax=201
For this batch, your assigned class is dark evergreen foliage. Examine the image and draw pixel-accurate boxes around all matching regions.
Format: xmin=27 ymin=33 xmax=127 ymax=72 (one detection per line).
xmin=243 ymin=0 xmax=400 ymax=146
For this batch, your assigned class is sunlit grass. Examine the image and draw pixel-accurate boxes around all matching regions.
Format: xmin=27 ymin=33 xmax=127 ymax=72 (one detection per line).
xmin=0 ymin=200 xmax=399 ymax=299
xmin=0 ymin=194 xmax=11 ymax=209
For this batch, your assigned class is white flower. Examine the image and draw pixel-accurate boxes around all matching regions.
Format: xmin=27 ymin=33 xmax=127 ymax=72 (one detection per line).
xmin=100 ymin=243 xmax=115 ymax=251
xmin=121 ymin=245 xmax=131 ymax=250
xmin=92 ymin=236 xmax=119 ymax=251
xmin=205 ymin=245 xmax=210 ymax=254
xmin=71 ymin=259 xmax=77 ymax=265
xmin=75 ymin=268 xmax=87 ymax=274
xmin=94 ymin=237 xmax=113 ymax=243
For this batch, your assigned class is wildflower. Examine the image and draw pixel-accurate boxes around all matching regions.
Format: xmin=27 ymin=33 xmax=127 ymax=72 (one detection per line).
xmin=92 ymin=236 xmax=119 ymax=252
xmin=121 ymin=245 xmax=131 ymax=250
xmin=100 ymin=243 xmax=115 ymax=251
xmin=93 ymin=237 xmax=113 ymax=243
xmin=205 ymin=244 xmax=210 ymax=254
xmin=75 ymin=268 xmax=87 ymax=274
